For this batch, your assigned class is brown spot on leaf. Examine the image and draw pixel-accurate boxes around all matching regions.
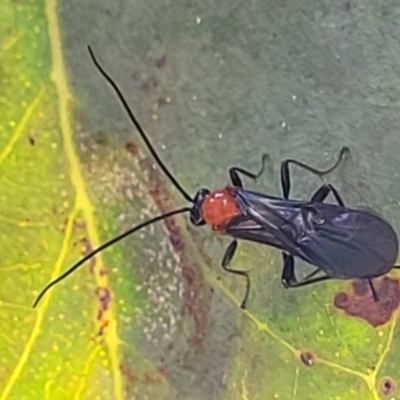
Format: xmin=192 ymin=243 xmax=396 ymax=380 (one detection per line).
xmin=380 ymin=376 xmax=397 ymax=396
xmin=99 ymin=268 xmax=108 ymax=277
xmin=52 ymin=206 xmax=65 ymax=215
xmin=96 ymin=287 xmax=111 ymax=312
xmin=94 ymin=133 xmax=108 ymax=146
xmin=28 ymin=136 xmax=35 ymax=145
xmin=119 ymin=363 xmax=166 ymax=384
xmin=155 ymin=55 xmax=167 ymax=69
xmin=333 ymin=291 xmax=349 ymax=308
xmin=299 ymin=350 xmax=315 ymax=367
xmin=140 ymin=156 xmax=212 ymax=347
xmin=141 ymin=77 xmax=159 ymax=91
xmin=95 ymin=287 xmax=111 ymax=336
xmin=344 ymin=0 xmax=354 ymax=12
xmin=73 ymin=219 xmax=86 ymax=231
xmin=96 ymin=320 xmax=109 ymax=337
xmin=334 ymin=277 xmax=400 ymax=327
xmin=169 ymin=230 xmax=185 ymax=252
xmin=352 ymin=279 xmax=369 ymax=296
xmin=60 ymin=217 xmax=68 ymax=233
xmin=120 ymin=364 xmax=138 ymax=383
xmin=157 ymin=98 xmax=168 ymax=108
xmin=76 ymin=237 xmax=96 ymax=273
xmin=126 ymin=141 xmax=138 ymax=155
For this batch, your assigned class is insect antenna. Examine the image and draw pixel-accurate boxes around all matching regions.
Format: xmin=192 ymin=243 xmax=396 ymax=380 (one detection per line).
xmin=33 ymin=207 xmax=191 ymax=307
xmin=34 ymin=46 xmax=197 ymax=307
xmin=87 ymin=45 xmax=193 ymax=203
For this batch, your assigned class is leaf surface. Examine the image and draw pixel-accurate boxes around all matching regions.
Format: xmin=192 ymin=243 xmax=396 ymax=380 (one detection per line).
xmin=1 ymin=1 xmax=400 ymax=400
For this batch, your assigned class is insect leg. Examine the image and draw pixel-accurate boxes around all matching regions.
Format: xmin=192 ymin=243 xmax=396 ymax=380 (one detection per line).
xmin=281 ymin=253 xmax=297 ymax=287
xmin=221 ymin=240 xmax=250 ymax=309
xmin=280 ymin=147 xmax=349 ymax=199
xmin=311 ymin=184 xmax=345 ymax=206
xmin=281 ymin=253 xmax=331 ymax=288
xmin=229 ymin=154 xmax=271 ymax=187
xmin=283 ymin=256 xmax=380 ymax=301
xmin=368 ymin=279 xmax=379 ymax=302
xmin=278 ymin=184 xmax=343 ymax=291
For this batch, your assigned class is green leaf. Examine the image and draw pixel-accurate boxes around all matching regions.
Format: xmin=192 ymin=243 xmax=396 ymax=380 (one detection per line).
xmin=1 ymin=1 xmax=400 ymax=400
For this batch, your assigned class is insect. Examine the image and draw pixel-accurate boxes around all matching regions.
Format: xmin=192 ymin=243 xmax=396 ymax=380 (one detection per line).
xmin=33 ymin=46 xmax=399 ymax=309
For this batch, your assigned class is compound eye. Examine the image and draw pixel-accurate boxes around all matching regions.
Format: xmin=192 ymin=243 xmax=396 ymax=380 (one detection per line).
xmin=189 ymin=188 xmax=210 ymax=226
xmin=190 ymin=207 xmax=206 ymax=226
xmin=194 ymin=188 xmax=210 ymax=203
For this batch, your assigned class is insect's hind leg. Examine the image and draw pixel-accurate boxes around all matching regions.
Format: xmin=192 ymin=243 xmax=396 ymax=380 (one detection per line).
xmin=311 ymin=183 xmax=345 ymax=206
xmin=368 ymin=279 xmax=379 ymax=302
xmin=221 ymin=240 xmax=250 ymax=309
xmin=283 ymin=251 xmax=380 ymax=302
xmin=280 ymin=147 xmax=349 ymax=200
xmin=281 ymin=253 xmax=331 ymax=288
xmin=229 ymin=154 xmax=271 ymax=188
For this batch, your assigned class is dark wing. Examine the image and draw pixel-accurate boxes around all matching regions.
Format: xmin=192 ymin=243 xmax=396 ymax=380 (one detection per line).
xmin=224 ymin=214 xmax=288 ymax=250
xmin=224 ymin=190 xmax=301 ymax=253
xmin=295 ymin=204 xmax=399 ymax=278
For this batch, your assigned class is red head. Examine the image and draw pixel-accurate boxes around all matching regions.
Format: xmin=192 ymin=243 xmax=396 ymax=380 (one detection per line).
xmin=199 ymin=188 xmax=240 ymax=229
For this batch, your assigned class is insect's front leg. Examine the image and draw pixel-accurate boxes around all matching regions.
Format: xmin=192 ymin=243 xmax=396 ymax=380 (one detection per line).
xmin=229 ymin=154 xmax=271 ymax=187
xmin=221 ymin=240 xmax=250 ymax=309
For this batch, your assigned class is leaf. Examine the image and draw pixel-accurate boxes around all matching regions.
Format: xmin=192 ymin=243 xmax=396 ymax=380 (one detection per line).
xmin=1 ymin=1 xmax=400 ymax=400
xmin=0 ymin=1 xmax=127 ymax=399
